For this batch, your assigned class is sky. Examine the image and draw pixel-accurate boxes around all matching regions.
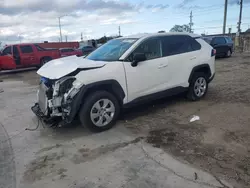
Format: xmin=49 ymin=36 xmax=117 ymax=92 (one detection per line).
xmin=0 ymin=0 xmax=250 ymax=45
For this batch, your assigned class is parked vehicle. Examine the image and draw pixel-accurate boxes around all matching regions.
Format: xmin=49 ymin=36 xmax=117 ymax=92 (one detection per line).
xmin=0 ymin=44 xmax=60 ymax=70
xmin=203 ymin=36 xmax=233 ymax=57
xmin=78 ymin=45 xmax=95 ymax=55
xmin=59 ymin=48 xmax=83 ymax=57
xmin=32 ymin=32 xmax=215 ymax=132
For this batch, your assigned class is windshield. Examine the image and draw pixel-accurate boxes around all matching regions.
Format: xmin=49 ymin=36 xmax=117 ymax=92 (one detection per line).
xmin=86 ymin=38 xmax=137 ymax=61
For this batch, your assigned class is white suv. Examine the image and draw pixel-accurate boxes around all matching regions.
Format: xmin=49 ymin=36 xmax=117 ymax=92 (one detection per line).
xmin=32 ymin=32 xmax=215 ymax=132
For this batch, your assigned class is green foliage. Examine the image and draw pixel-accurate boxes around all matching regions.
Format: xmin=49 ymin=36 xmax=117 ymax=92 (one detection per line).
xmin=170 ymin=24 xmax=191 ymax=33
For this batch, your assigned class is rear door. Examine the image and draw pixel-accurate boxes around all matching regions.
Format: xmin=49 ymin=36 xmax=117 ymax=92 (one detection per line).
xmin=161 ymin=35 xmax=201 ymax=88
xmin=19 ymin=45 xmax=37 ymax=66
xmin=211 ymin=37 xmax=227 ymax=55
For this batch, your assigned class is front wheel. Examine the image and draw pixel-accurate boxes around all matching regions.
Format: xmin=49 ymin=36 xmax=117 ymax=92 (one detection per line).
xmin=40 ymin=57 xmax=52 ymax=66
xmin=79 ymin=91 xmax=120 ymax=132
xmin=187 ymin=73 xmax=208 ymax=101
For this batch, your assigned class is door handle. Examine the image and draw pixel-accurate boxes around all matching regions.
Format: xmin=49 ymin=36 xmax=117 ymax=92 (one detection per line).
xmin=190 ymin=56 xmax=197 ymax=60
xmin=158 ymin=64 xmax=168 ymax=69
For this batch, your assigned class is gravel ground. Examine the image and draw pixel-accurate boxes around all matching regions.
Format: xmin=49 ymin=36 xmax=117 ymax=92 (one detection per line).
xmin=0 ymin=53 xmax=249 ymax=188
xmin=122 ymin=53 xmax=250 ymax=188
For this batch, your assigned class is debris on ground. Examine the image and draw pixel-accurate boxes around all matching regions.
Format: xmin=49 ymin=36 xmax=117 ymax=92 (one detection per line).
xmin=190 ymin=115 xmax=200 ymax=122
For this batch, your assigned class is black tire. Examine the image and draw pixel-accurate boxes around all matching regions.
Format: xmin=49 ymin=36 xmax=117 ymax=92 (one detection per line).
xmin=187 ymin=72 xmax=208 ymax=101
xmin=225 ymin=49 xmax=232 ymax=58
xmin=40 ymin=57 xmax=52 ymax=66
xmin=79 ymin=91 xmax=120 ymax=132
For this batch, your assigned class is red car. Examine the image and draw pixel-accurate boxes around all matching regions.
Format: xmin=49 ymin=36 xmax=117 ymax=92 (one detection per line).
xmin=0 ymin=44 xmax=61 ymax=70
xmin=59 ymin=48 xmax=83 ymax=57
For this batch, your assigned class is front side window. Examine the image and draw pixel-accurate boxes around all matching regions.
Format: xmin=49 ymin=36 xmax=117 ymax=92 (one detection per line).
xmin=2 ymin=46 xmax=12 ymax=55
xmin=20 ymin=45 xmax=33 ymax=53
xmin=128 ymin=38 xmax=162 ymax=61
xmin=87 ymin=38 xmax=137 ymax=61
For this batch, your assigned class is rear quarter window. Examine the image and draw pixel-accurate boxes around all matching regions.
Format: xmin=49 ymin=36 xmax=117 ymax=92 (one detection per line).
xmin=20 ymin=45 xmax=33 ymax=53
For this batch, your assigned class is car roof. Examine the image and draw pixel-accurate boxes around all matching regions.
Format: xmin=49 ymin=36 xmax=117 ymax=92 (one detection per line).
xmin=204 ymin=36 xmax=230 ymax=39
xmin=119 ymin=32 xmax=201 ymax=40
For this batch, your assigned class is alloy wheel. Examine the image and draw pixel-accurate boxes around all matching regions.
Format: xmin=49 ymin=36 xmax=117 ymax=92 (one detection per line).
xmin=194 ymin=77 xmax=207 ymax=97
xmin=90 ymin=99 xmax=115 ymax=127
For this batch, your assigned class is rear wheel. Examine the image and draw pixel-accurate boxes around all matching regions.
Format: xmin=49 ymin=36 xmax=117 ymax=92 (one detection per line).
xmin=79 ymin=91 xmax=120 ymax=132
xmin=226 ymin=49 xmax=232 ymax=57
xmin=187 ymin=72 xmax=208 ymax=101
xmin=40 ymin=57 xmax=52 ymax=66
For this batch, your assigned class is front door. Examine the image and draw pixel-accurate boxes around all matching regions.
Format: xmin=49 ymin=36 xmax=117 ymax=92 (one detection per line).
xmin=19 ymin=45 xmax=36 ymax=66
xmin=123 ymin=37 xmax=169 ymax=102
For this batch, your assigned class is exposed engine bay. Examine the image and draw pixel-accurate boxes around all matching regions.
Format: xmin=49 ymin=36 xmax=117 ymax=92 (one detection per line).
xmin=32 ymin=75 xmax=84 ymax=125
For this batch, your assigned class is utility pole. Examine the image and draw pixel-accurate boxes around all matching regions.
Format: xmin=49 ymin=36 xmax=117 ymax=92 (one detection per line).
xmin=118 ymin=25 xmax=121 ymax=36
xmin=237 ymin=0 xmax=243 ymax=33
xmin=58 ymin=17 xmax=62 ymax=42
xmin=65 ymin=35 xmax=68 ymax=42
xmin=189 ymin=11 xmax=193 ymax=33
xmin=81 ymin=32 xmax=83 ymax=41
xmin=223 ymin=0 xmax=228 ymax=34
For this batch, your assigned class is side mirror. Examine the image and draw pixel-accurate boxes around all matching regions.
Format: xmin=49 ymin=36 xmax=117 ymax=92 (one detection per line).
xmin=131 ymin=53 xmax=146 ymax=67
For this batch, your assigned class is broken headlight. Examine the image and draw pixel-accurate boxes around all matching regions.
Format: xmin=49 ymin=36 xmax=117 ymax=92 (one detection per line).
xmin=58 ymin=77 xmax=76 ymax=96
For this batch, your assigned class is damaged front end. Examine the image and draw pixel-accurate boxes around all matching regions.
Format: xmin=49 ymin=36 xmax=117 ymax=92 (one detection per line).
xmin=31 ymin=76 xmax=84 ymax=126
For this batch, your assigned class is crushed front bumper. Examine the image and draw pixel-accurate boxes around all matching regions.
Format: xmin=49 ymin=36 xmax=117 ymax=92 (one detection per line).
xmin=31 ymin=103 xmax=61 ymax=125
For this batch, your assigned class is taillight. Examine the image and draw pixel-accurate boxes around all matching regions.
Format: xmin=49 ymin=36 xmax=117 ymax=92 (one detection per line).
xmin=211 ymin=49 xmax=216 ymax=57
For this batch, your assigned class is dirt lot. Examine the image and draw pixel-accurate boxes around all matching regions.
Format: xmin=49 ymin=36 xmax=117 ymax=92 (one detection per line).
xmin=123 ymin=54 xmax=250 ymax=188
xmin=0 ymin=53 xmax=250 ymax=188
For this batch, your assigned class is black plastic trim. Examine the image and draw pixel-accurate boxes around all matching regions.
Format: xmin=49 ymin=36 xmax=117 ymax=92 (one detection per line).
xmin=64 ymin=79 xmax=125 ymax=123
xmin=188 ymin=64 xmax=212 ymax=83
xmin=123 ymin=86 xmax=187 ymax=108
xmin=208 ymin=73 xmax=215 ymax=83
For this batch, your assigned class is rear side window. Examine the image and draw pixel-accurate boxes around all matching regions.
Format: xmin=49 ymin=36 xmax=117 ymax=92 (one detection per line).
xmin=212 ymin=37 xmax=226 ymax=45
xmin=35 ymin=45 xmax=45 ymax=51
xmin=20 ymin=45 xmax=33 ymax=53
xmin=61 ymin=49 xmax=74 ymax=53
xmin=60 ymin=49 xmax=67 ymax=53
xmin=161 ymin=35 xmax=196 ymax=57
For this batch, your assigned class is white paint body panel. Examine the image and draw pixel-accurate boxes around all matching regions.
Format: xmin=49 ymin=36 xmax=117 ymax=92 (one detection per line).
xmin=37 ymin=56 xmax=106 ymax=79
xmin=37 ymin=33 xmax=215 ymax=106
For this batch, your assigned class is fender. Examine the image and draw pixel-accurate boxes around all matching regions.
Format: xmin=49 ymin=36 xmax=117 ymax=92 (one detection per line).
xmin=188 ymin=64 xmax=212 ymax=83
xmin=63 ymin=79 xmax=125 ymax=123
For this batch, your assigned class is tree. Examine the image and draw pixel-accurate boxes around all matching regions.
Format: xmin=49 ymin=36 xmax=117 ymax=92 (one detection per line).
xmin=170 ymin=24 xmax=191 ymax=33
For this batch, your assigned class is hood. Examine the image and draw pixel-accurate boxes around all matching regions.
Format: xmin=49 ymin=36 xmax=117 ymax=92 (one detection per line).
xmin=37 ymin=56 xmax=106 ymax=79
